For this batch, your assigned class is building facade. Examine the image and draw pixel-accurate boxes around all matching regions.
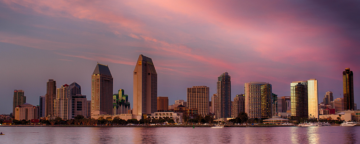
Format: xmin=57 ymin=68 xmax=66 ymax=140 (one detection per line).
xmin=245 ymin=82 xmax=273 ymax=119
xmin=323 ymin=91 xmax=333 ymax=105
xmin=14 ymin=103 xmax=39 ymax=121
xmin=343 ymin=68 xmax=354 ymax=110
xmin=187 ymin=86 xmax=209 ymax=116
xmin=113 ymin=89 xmax=130 ymax=115
xmin=13 ymin=90 xmax=26 ymax=116
xmin=157 ymin=97 xmax=169 ymax=111
xmin=39 ymin=96 xmax=45 ymax=118
xmin=231 ymin=94 xmax=245 ymax=118
xmin=133 ymin=55 xmax=157 ymax=119
xmin=45 ymin=79 xmax=56 ymax=118
xmin=91 ymin=63 xmax=113 ymax=116
xmin=54 ymin=84 xmax=70 ymax=120
xmin=291 ymin=81 xmax=308 ymax=118
xmin=216 ymin=72 xmax=231 ymax=118
xmin=272 ymin=93 xmax=278 ymax=116
xmin=67 ymin=82 xmax=88 ymax=119
xmin=334 ymin=98 xmax=344 ymax=112
xmin=308 ymin=79 xmax=319 ymax=119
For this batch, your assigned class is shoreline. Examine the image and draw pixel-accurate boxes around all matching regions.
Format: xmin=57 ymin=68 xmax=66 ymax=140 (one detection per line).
xmin=1 ymin=125 xmax=348 ymax=127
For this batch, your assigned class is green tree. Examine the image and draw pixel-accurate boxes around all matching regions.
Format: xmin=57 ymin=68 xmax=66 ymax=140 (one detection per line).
xmin=74 ymin=115 xmax=84 ymax=120
xmin=239 ymin=113 xmax=248 ymax=124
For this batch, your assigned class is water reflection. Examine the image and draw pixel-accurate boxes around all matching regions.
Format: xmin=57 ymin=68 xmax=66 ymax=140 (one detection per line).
xmin=344 ymin=127 xmax=356 ymax=144
xmin=133 ymin=128 xmax=157 ymax=144
xmin=307 ymin=127 xmax=319 ymax=144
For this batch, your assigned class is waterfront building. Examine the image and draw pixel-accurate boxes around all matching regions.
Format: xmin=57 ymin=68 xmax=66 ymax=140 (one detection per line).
xmin=187 ymin=86 xmax=209 ymax=116
xmin=216 ymin=72 xmax=231 ymax=118
xmin=231 ymin=94 xmax=245 ymax=117
xmin=280 ymin=96 xmax=291 ymax=113
xmin=14 ymin=103 xmax=39 ymax=121
xmin=67 ymin=82 xmax=88 ymax=119
xmin=147 ymin=112 xmax=183 ymax=123
xmin=245 ymin=82 xmax=272 ymax=119
xmin=87 ymin=100 xmax=91 ymax=118
xmin=334 ymin=98 xmax=344 ymax=112
xmin=91 ymin=63 xmax=113 ymax=116
xmin=343 ymin=68 xmax=354 ymax=110
xmin=323 ymin=91 xmax=333 ymax=105
xmin=133 ymin=55 xmax=157 ymax=119
xmin=211 ymin=94 xmax=217 ymax=114
xmin=45 ymin=79 xmax=56 ymax=118
xmin=272 ymin=93 xmax=278 ymax=116
xmin=113 ymin=89 xmax=130 ymax=115
xmin=290 ymin=81 xmax=308 ymax=118
xmin=39 ymin=96 xmax=45 ymax=118
xmin=54 ymin=84 xmax=69 ymax=120
xmin=157 ymin=97 xmax=169 ymax=111
xmin=13 ymin=90 xmax=26 ymax=116
xmin=308 ymin=79 xmax=319 ymax=119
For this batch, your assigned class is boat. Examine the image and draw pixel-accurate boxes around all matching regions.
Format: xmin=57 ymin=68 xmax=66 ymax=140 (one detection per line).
xmin=298 ymin=123 xmax=318 ymax=127
xmin=340 ymin=121 xmax=357 ymax=127
xmin=211 ymin=125 xmax=224 ymax=128
xmin=321 ymin=122 xmax=331 ymax=126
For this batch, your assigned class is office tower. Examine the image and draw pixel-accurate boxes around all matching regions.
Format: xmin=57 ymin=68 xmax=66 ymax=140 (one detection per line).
xmin=87 ymin=101 xmax=91 ymax=118
xmin=231 ymin=94 xmax=245 ymax=118
xmin=13 ymin=90 xmax=26 ymax=116
xmin=14 ymin=103 xmax=39 ymax=121
xmin=133 ymin=54 xmax=157 ymax=118
xmin=272 ymin=93 xmax=278 ymax=116
xmin=187 ymin=86 xmax=209 ymax=116
xmin=39 ymin=96 xmax=45 ymax=117
xmin=343 ymin=68 xmax=354 ymax=110
xmin=211 ymin=94 xmax=217 ymax=114
xmin=280 ymin=96 xmax=291 ymax=113
xmin=54 ymin=84 xmax=69 ymax=120
xmin=216 ymin=72 xmax=231 ymax=118
xmin=67 ymin=82 xmax=86 ymax=119
xmin=308 ymin=79 xmax=319 ymax=119
xmin=323 ymin=91 xmax=333 ymax=105
xmin=245 ymin=82 xmax=272 ymax=119
xmin=113 ymin=89 xmax=130 ymax=114
xmin=157 ymin=97 xmax=169 ymax=111
xmin=45 ymin=79 xmax=56 ymax=118
xmin=334 ymin=98 xmax=344 ymax=112
xmin=91 ymin=63 xmax=113 ymax=115
xmin=291 ymin=81 xmax=308 ymax=118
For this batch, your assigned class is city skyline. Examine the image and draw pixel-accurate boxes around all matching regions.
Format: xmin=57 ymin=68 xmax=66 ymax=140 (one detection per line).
xmin=1 ymin=1 xmax=360 ymax=114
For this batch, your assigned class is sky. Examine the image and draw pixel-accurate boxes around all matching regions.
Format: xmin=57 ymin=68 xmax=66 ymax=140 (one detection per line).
xmin=1 ymin=0 xmax=360 ymax=114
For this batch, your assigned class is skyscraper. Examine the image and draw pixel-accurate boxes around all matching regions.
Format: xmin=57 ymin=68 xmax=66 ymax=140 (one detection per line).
xmin=308 ymin=79 xmax=319 ymax=119
xmin=216 ymin=72 xmax=231 ymax=118
xmin=290 ymin=81 xmax=308 ymax=118
xmin=187 ymin=86 xmax=209 ymax=116
xmin=211 ymin=94 xmax=218 ymax=114
xmin=245 ymin=82 xmax=272 ymax=119
xmin=54 ymin=84 xmax=69 ymax=120
xmin=334 ymin=98 xmax=344 ymax=112
xmin=133 ymin=55 xmax=157 ymax=119
xmin=157 ymin=97 xmax=169 ymax=111
xmin=280 ymin=96 xmax=291 ymax=113
xmin=45 ymin=79 xmax=56 ymax=118
xmin=343 ymin=68 xmax=354 ymax=110
xmin=272 ymin=93 xmax=278 ymax=116
xmin=13 ymin=90 xmax=26 ymax=116
xmin=68 ymin=82 xmax=87 ymax=119
xmin=91 ymin=63 xmax=113 ymax=115
xmin=323 ymin=91 xmax=333 ymax=105
xmin=39 ymin=96 xmax=45 ymax=118
xmin=231 ymin=94 xmax=245 ymax=118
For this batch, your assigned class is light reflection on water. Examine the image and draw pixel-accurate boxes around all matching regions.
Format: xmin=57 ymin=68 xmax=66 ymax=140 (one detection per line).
xmin=0 ymin=127 xmax=359 ymax=144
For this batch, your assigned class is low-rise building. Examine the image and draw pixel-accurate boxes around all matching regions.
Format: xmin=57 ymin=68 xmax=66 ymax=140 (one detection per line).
xmin=319 ymin=110 xmax=360 ymax=122
xmin=14 ymin=103 xmax=39 ymax=121
xmin=148 ymin=112 xmax=183 ymax=123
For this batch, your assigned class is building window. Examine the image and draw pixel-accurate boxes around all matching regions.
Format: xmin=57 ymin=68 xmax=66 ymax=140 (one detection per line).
xmin=77 ymin=101 xmax=82 ymax=111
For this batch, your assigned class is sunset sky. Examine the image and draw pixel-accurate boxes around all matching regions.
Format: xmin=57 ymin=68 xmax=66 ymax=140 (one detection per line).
xmin=1 ymin=0 xmax=360 ymax=114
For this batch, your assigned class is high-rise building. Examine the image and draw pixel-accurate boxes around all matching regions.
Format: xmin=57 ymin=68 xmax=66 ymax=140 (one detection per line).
xmin=91 ymin=63 xmax=113 ymax=115
xmin=187 ymin=86 xmax=209 ymax=116
xmin=14 ymin=103 xmax=39 ymax=121
xmin=87 ymin=100 xmax=91 ymax=118
xmin=13 ymin=90 xmax=26 ymax=116
xmin=291 ymin=81 xmax=308 ymax=118
xmin=45 ymin=79 xmax=56 ymax=118
xmin=67 ymin=82 xmax=87 ymax=119
xmin=245 ymin=82 xmax=272 ymax=119
xmin=54 ymin=84 xmax=69 ymax=120
xmin=157 ymin=97 xmax=169 ymax=111
xmin=39 ymin=96 xmax=45 ymax=118
xmin=133 ymin=55 xmax=157 ymax=119
xmin=308 ymin=79 xmax=319 ymax=119
xmin=216 ymin=72 xmax=231 ymax=118
xmin=211 ymin=94 xmax=218 ymax=114
xmin=231 ymin=94 xmax=245 ymax=118
xmin=343 ymin=68 xmax=354 ymax=110
xmin=272 ymin=93 xmax=278 ymax=116
xmin=280 ymin=96 xmax=291 ymax=113
xmin=113 ymin=89 xmax=131 ymax=114
xmin=334 ymin=98 xmax=344 ymax=112
xmin=323 ymin=91 xmax=333 ymax=105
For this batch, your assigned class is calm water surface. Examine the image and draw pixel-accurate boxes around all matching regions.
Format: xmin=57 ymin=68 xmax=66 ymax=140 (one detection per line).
xmin=0 ymin=126 xmax=359 ymax=144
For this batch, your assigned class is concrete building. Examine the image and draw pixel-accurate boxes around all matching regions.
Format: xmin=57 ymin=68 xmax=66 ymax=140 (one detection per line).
xmin=187 ymin=86 xmax=209 ymax=116
xmin=113 ymin=89 xmax=130 ymax=115
xmin=211 ymin=94 xmax=217 ymax=114
xmin=272 ymin=93 xmax=278 ymax=116
xmin=91 ymin=63 xmax=113 ymax=116
xmin=343 ymin=68 xmax=354 ymax=110
xmin=13 ymin=90 xmax=26 ymax=116
xmin=14 ymin=103 xmax=39 ymax=121
xmin=323 ymin=91 xmax=333 ymax=105
xmin=133 ymin=55 xmax=157 ymax=119
xmin=45 ymin=79 xmax=56 ymax=118
xmin=334 ymin=98 xmax=344 ymax=112
xmin=157 ymin=97 xmax=169 ymax=111
xmin=216 ymin=72 xmax=231 ymax=118
xmin=290 ymin=81 xmax=308 ymax=118
xmin=54 ymin=84 xmax=70 ymax=120
xmin=39 ymin=96 xmax=45 ymax=118
xmin=308 ymin=79 xmax=319 ymax=119
xmin=87 ymin=100 xmax=91 ymax=118
xmin=245 ymin=82 xmax=272 ymax=119
xmin=231 ymin=94 xmax=245 ymax=118
xmin=148 ymin=112 xmax=183 ymax=123
xmin=169 ymin=100 xmax=187 ymax=110
xmin=280 ymin=96 xmax=291 ymax=113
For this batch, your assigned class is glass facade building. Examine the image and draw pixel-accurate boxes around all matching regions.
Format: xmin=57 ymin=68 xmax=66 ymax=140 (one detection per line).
xmin=290 ymin=81 xmax=308 ymax=118
xmin=216 ymin=72 xmax=231 ymax=118
xmin=308 ymin=79 xmax=318 ymax=119
xmin=343 ymin=68 xmax=354 ymax=110
xmin=245 ymin=82 xmax=272 ymax=119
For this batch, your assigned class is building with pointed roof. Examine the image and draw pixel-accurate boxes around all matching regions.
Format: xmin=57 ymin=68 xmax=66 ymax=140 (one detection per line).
xmin=91 ymin=63 xmax=113 ymax=116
